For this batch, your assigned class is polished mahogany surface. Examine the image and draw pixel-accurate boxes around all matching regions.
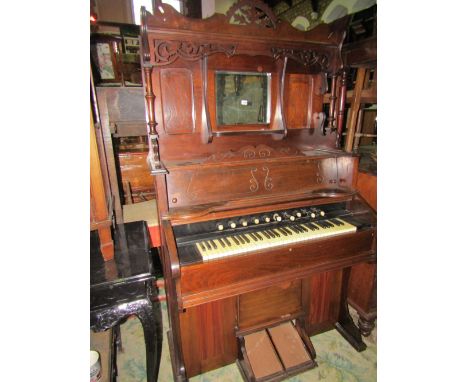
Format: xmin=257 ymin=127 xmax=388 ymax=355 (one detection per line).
xmin=140 ymin=2 xmax=375 ymax=381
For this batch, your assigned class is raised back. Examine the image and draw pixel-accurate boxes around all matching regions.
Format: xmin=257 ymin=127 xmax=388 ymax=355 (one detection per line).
xmin=140 ymin=1 xmax=352 ymax=215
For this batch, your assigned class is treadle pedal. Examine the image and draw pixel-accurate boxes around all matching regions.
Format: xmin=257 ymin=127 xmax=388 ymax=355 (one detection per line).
xmin=236 ymin=321 xmax=317 ymax=382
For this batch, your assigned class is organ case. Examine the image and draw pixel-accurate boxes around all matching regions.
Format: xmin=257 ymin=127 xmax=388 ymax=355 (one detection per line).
xmin=140 ymin=2 xmax=376 ymax=381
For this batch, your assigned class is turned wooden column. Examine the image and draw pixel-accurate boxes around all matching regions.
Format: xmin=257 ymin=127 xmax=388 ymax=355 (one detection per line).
xmin=344 ymin=67 xmax=366 ymax=152
xmin=326 ymin=73 xmax=337 ymax=134
xmin=336 ymin=69 xmax=347 ymax=148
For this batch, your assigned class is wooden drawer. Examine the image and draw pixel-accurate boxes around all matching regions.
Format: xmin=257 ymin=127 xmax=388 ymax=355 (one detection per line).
xmin=238 ymin=279 xmax=302 ymax=330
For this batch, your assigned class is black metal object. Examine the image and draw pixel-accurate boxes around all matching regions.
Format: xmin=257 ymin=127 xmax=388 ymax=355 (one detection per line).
xmin=90 ymin=221 xmax=162 ymax=382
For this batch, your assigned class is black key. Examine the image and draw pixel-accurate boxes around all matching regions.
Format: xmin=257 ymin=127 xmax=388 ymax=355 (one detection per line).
xmin=249 ymin=233 xmax=258 ymax=242
xmin=267 ymin=229 xmax=278 ymax=238
xmin=219 ymin=238 xmax=226 ymax=248
xmin=205 ymin=240 xmax=212 ymax=250
xmin=284 ymin=227 xmax=294 ymax=235
xmin=306 ymin=223 xmax=318 ymax=230
xmin=222 ymin=237 xmax=231 ymax=247
xmin=241 ymin=234 xmax=250 ymax=243
xmin=316 ymin=221 xmax=328 ymax=228
xmin=278 ymin=227 xmax=287 ymax=235
xmin=258 ymin=231 xmax=268 ymax=239
xmin=255 ymin=232 xmax=263 ymax=241
xmin=200 ymin=241 xmax=206 ymax=250
xmin=209 ymin=239 xmax=217 ymax=249
xmin=330 ymin=218 xmax=344 ymax=226
xmin=277 ymin=227 xmax=287 ymax=236
xmin=300 ymin=224 xmax=310 ymax=232
xmin=290 ymin=226 xmax=300 ymax=234
xmin=272 ymin=229 xmax=281 ymax=238
xmin=295 ymin=225 xmax=305 ymax=233
xmin=237 ymin=235 xmax=245 ymax=244
xmin=262 ymin=230 xmax=271 ymax=239
xmin=232 ymin=236 xmax=240 ymax=245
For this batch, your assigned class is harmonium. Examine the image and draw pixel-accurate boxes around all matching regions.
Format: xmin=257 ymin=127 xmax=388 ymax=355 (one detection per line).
xmin=140 ymin=2 xmax=376 ymax=381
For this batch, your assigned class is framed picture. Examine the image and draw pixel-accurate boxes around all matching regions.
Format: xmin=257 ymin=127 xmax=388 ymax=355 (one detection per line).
xmin=91 ymin=35 xmax=123 ymax=85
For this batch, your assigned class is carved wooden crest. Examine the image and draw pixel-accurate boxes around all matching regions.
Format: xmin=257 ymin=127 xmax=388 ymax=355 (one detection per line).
xmin=153 ymin=40 xmax=236 ymax=66
xmin=272 ymin=48 xmax=330 ymax=70
xmin=204 ymin=145 xmax=303 ymax=163
xmin=226 ymin=0 xmax=277 ymax=29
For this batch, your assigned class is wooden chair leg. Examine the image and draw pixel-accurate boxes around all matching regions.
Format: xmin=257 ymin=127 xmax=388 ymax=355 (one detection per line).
xmin=98 ymin=227 xmax=114 ymax=261
xmin=124 ymin=181 xmax=133 ymax=205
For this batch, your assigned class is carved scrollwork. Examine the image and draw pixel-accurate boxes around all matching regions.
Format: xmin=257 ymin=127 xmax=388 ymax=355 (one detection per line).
xmin=205 ymin=144 xmax=301 ymax=163
xmin=272 ymin=48 xmax=329 ymax=71
xmin=153 ymin=40 xmax=236 ymax=66
xmin=315 ymin=162 xmax=324 ymax=184
xmin=249 ymin=168 xmax=259 ymax=192
xmin=249 ymin=167 xmax=273 ymax=192
xmin=263 ymin=166 xmax=273 ymax=190
xmin=226 ymin=0 xmax=277 ymax=29
xmin=90 ymin=298 xmax=153 ymax=332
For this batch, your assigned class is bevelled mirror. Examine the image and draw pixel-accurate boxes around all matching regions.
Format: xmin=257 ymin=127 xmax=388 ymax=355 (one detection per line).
xmin=215 ymin=71 xmax=271 ymax=126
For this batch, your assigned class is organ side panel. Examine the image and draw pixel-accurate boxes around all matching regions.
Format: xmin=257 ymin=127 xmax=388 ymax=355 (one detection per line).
xmin=179 ymin=297 xmax=238 ymax=378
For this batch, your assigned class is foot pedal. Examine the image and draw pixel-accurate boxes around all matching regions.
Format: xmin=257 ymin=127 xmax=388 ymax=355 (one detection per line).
xmin=237 ymin=320 xmax=317 ymax=381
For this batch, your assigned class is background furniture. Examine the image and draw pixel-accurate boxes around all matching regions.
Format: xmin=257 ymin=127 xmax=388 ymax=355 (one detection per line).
xmin=90 ymin=106 xmax=114 ymax=260
xmin=90 ymin=220 xmax=162 ymax=382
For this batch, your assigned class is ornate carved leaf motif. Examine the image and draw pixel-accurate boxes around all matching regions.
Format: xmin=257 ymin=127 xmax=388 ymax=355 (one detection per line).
xmin=205 ymin=144 xmax=301 ymax=163
xmin=153 ymin=40 xmax=236 ymax=66
xmin=272 ymin=48 xmax=329 ymax=70
xmin=226 ymin=0 xmax=277 ymax=29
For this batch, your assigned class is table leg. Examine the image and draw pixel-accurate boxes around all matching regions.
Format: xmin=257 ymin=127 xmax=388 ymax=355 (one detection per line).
xmin=136 ymin=299 xmax=160 ymax=382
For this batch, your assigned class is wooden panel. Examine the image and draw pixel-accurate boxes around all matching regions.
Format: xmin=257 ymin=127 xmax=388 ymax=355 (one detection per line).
xmin=348 ymin=262 xmax=376 ymax=314
xmin=307 ymin=270 xmax=342 ymax=334
xmin=356 ymin=171 xmax=376 ymax=211
xmin=239 ymin=279 xmax=302 ymax=329
xmin=179 ymin=297 xmax=238 ymax=378
xmin=167 ymin=156 xmax=345 ymax=208
xmin=284 ymin=74 xmax=311 ymax=129
xmin=160 ymin=68 xmax=195 ymax=134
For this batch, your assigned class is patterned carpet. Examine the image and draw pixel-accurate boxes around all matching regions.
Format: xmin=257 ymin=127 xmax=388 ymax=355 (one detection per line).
xmin=116 ymin=298 xmax=376 ymax=382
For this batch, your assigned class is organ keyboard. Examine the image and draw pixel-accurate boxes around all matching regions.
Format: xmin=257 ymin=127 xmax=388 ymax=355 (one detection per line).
xmin=174 ymin=203 xmax=370 ymax=265
xmin=195 ymin=218 xmax=356 ymax=261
